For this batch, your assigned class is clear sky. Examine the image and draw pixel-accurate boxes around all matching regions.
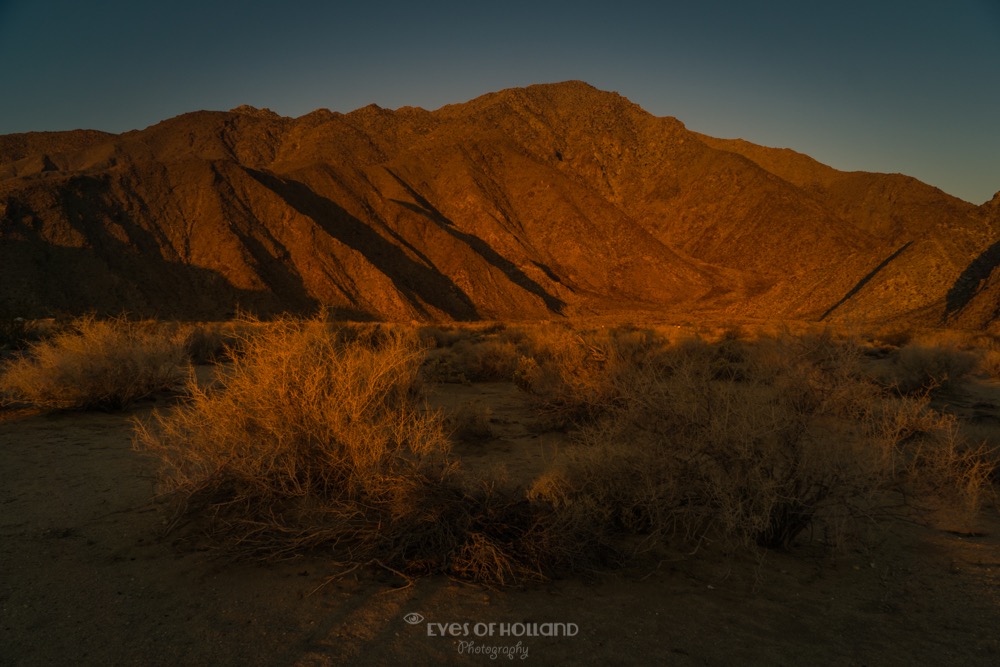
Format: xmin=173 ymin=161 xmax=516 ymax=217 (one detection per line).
xmin=1 ymin=0 xmax=997 ymax=204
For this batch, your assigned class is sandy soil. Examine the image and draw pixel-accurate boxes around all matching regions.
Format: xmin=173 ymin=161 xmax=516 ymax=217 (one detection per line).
xmin=3 ymin=377 xmax=1000 ymax=666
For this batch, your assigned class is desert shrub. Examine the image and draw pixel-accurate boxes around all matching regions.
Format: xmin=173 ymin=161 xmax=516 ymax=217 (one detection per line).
xmin=335 ymin=322 xmax=435 ymax=357
xmin=450 ymin=338 xmax=521 ymax=381
xmin=179 ymin=323 xmax=241 ymax=364
xmin=512 ymin=326 xmax=671 ymax=429
xmin=447 ymin=400 xmax=496 ymax=442
xmin=513 ymin=326 xmax=837 ymax=429
xmin=879 ymin=343 xmax=979 ymax=394
xmin=420 ymin=351 xmax=469 ymax=384
xmin=530 ymin=334 xmax=990 ymax=553
xmin=0 ymin=310 xmax=66 ymax=350
xmin=850 ymin=387 xmax=993 ymax=521
xmin=0 ymin=316 xmax=187 ymax=410
xmin=130 ymin=319 xmax=993 ymax=581
xmin=135 ymin=318 xmax=443 ymax=510
xmin=133 ymin=317 xmax=574 ymax=584
xmin=418 ymin=324 xmax=473 ymax=349
xmin=423 ymin=336 xmax=521 ymax=384
xmin=871 ymin=326 xmax=913 ymax=349
xmin=974 ymin=335 xmax=1000 ymax=379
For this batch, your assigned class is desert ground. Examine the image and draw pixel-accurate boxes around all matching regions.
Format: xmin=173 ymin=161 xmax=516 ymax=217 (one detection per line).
xmin=3 ymin=318 xmax=1000 ymax=666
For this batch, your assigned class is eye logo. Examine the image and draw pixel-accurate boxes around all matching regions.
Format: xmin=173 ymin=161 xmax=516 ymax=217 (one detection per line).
xmin=403 ymin=613 xmax=425 ymax=625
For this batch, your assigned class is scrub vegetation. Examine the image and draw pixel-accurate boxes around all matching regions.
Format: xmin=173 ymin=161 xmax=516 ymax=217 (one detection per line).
xmin=0 ymin=316 xmax=187 ymax=410
xmin=3 ymin=315 xmax=995 ymax=585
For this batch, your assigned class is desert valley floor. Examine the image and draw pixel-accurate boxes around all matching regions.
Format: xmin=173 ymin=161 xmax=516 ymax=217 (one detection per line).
xmin=3 ymin=337 xmax=1000 ymax=666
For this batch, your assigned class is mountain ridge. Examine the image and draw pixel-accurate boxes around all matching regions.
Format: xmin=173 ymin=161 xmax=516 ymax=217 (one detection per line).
xmin=1 ymin=81 xmax=997 ymax=327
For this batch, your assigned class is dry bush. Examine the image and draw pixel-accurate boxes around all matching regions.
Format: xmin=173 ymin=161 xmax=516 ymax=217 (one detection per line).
xmin=134 ymin=317 xmax=445 ymax=527
xmin=850 ymin=385 xmax=993 ymax=520
xmin=871 ymin=326 xmax=913 ymax=349
xmin=0 ymin=311 xmax=63 ymax=351
xmin=448 ymin=400 xmax=496 ymax=442
xmin=421 ymin=324 xmax=524 ymax=383
xmin=974 ymin=335 xmax=1000 ymax=379
xmin=418 ymin=324 xmax=474 ymax=349
xmin=450 ymin=338 xmax=522 ymax=381
xmin=0 ymin=316 xmax=188 ymax=410
xmin=878 ymin=343 xmax=979 ymax=394
xmin=512 ymin=325 xmax=671 ymax=429
xmin=530 ymin=333 xmax=990 ymax=553
xmin=324 ymin=320 xmax=388 ymax=344
xmin=440 ymin=480 xmax=594 ymax=585
xmin=178 ymin=322 xmax=245 ymax=364
xmin=420 ymin=351 xmax=469 ymax=384
xmin=133 ymin=316 xmax=573 ymax=585
xmin=422 ymin=336 xmax=521 ymax=384
xmin=130 ymin=318 xmax=994 ymax=582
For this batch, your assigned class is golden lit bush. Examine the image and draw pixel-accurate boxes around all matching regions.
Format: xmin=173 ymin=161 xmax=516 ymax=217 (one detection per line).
xmin=0 ymin=316 xmax=188 ymax=410
xmin=423 ymin=338 xmax=516 ymax=384
xmin=134 ymin=317 xmax=445 ymax=518
xmin=512 ymin=325 xmax=670 ymax=428
xmin=133 ymin=317 xmax=569 ymax=584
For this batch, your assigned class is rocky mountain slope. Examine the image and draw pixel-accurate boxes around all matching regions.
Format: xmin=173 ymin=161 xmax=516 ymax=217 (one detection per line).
xmin=1 ymin=81 xmax=997 ymax=326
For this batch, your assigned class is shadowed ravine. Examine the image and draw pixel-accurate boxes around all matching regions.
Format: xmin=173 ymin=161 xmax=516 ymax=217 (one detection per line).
xmin=385 ymin=168 xmax=567 ymax=315
xmin=245 ymin=168 xmax=482 ymax=320
xmin=946 ymin=237 xmax=1000 ymax=318
xmin=819 ymin=241 xmax=913 ymax=322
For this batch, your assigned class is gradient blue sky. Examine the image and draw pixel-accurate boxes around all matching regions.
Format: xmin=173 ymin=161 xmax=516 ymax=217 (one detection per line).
xmin=1 ymin=0 xmax=997 ymax=203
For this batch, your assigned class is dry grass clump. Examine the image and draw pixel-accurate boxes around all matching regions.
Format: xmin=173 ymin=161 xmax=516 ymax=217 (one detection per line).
xmin=512 ymin=325 xmax=671 ymax=428
xmin=434 ymin=481 xmax=594 ymax=586
xmin=870 ymin=326 xmax=913 ymax=349
xmin=451 ymin=339 xmax=522 ymax=381
xmin=133 ymin=316 xmax=574 ymax=585
xmin=973 ymin=334 xmax=1000 ymax=380
xmin=418 ymin=324 xmax=475 ymax=349
xmin=176 ymin=321 xmax=255 ymax=364
xmin=878 ymin=343 xmax=979 ymax=394
xmin=419 ymin=324 xmax=521 ymax=383
xmin=0 ymin=316 xmax=187 ymax=410
xmin=530 ymin=333 xmax=990 ymax=553
xmin=418 ymin=323 xmax=507 ymax=349
xmin=447 ymin=400 xmax=496 ymax=442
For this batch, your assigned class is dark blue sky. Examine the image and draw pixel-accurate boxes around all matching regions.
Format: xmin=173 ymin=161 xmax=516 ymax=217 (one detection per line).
xmin=1 ymin=0 xmax=997 ymax=203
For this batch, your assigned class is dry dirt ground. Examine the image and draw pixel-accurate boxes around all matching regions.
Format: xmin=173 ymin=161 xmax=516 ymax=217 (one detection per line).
xmin=3 ymin=375 xmax=1000 ymax=666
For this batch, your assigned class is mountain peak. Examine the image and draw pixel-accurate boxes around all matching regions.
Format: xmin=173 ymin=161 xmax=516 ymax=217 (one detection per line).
xmin=228 ymin=105 xmax=282 ymax=119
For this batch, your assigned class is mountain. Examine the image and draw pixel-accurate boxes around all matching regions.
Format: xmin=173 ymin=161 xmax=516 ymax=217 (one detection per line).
xmin=1 ymin=81 xmax=997 ymax=327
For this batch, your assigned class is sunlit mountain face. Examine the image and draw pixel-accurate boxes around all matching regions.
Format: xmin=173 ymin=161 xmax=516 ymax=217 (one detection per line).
xmin=1 ymin=82 xmax=997 ymax=327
